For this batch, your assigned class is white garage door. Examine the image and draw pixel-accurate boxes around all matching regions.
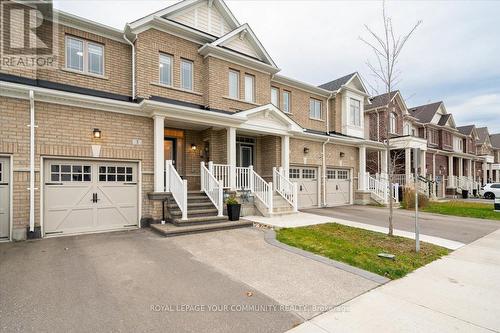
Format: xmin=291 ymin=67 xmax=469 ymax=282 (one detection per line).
xmin=0 ymin=157 xmax=10 ymax=239
xmin=290 ymin=167 xmax=319 ymax=209
xmin=326 ymin=169 xmax=351 ymax=206
xmin=44 ymin=159 xmax=139 ymax=236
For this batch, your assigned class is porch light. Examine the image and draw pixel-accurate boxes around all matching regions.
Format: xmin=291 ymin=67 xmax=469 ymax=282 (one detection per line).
xmin=191 ymin=143 xmax=197 ymax=151
xmin=303 ymin=147 xmax=310 ymax=154
xmin=339 ymin=152 xmax=345 ymax=158
xmin=93 ymin=128 xmax=101 ymax=139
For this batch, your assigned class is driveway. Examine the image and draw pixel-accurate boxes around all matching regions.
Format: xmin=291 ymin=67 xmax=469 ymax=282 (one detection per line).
xmin=0 ymin=228 xmax=379 ymax=332
xmin=304 ymin=205 xmax=500 ymax=244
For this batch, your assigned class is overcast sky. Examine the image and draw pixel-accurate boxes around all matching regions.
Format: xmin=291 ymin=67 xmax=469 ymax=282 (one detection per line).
xmin=53 ymin=0 xmax=500 ymax=133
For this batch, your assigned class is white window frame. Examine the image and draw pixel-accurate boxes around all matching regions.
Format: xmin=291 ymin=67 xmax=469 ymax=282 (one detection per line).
xmin=271 ymin=87 xmax=279 ymax=107
xmin=389 ymin=112 xmax=397 ymax=134
xmin=283 ymin=90 xmax=291 ymax=113
xmin=309 ymin=99 xmax=322 ymax=120
xmin=244 ymin=74 xmax=255 ymax=103
xmin=349 ymin=98 xmax=361 ymax=127
xmin=98 ymin=165 xmax=134 ymax=183
xmin=159 ymin=53 xmax=173 ymax=86
xmin=50 ymin=163 xmax=92 ymax=182
xmin=180 ymin=59 xmax=194 ymax=91
xmin=302 ymin=168 xmax=317 ymax=179
xmin=65 ymin=35 xmax=104 ymax=76
xmin=228 ymin=69 xmax=239 ymax=99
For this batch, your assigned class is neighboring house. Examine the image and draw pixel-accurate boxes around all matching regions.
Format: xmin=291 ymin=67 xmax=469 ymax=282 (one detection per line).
xmin=490 ymin=134 xmax=500 ymax=182
xmin=476 ymin=127 xmax=498 ymax=183
xmin=0 ymin=0 xmax=384 ymax=241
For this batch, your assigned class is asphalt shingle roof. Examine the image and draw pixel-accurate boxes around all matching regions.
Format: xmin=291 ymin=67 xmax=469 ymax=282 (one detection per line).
xmin=365 ymin=91 xmax=399 ymax=109
xmin=318 ymin=72 xmax=357 ymax=91
xmin=457 ymin=125 xmax=475 ymax=136
xmin=437 ymin=113 xmax=452 ymax=126
xmin=409 ymin=101 xmax=442 ymax=123
xmin=476 ymin=127 xmax=490 ymax=144
xmin=489 ymin=134 xmax=500 ymax=148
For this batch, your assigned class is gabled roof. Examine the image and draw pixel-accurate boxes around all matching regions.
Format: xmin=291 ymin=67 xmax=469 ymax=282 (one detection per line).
xmin=457 ymin=125 xmax=475 ymax=136
xmin=437 ymin=113 xmax=451 ymax=126
xmin=318 ymin=73 xmax=357 ymax=91
xmin=209 ymin=23 xmax=277 ymax=68
xmin=365 ymin=91 xmax=409 ymax=113
xmin=409 ymin=101 xmax=443 ymax=123
xmin=490 ymin=134 xmax=500 ymax=149
xmin=477 ymin=127 xmax=490 ymax=144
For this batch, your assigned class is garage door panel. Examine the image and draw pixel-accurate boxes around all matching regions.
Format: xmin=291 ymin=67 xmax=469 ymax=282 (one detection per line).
xmin=326 ymin=168 xmax=351 ymax=206
xmin=0 ymin=157 xmax=10 ymax=239
xmin=44 ymin=159 xmax=139 ymax=236
xmin=290 ymin=167 xmax=319 ymax=209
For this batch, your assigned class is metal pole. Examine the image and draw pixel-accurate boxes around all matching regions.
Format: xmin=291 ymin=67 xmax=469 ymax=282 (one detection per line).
xmin=414 ymin=148 xmax=420 ymax=253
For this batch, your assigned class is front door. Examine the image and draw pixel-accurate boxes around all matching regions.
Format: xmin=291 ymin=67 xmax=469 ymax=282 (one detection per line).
xmin=239 ymin=145 xmax=254 ymax=167
xmin=164 ymin=138 xmax=177 ymax=168
xmin=0 ymin=157 xmax=10 ymax=239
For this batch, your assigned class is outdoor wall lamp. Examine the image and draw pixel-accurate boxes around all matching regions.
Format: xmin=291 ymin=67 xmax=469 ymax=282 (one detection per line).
xmin=191 ymin=143 xmax=197 ymax=151
xmin=339 ymin=152 xmax=345 ymax=158
xmin=93 ymin=128 xmax=101 ymax=139
xmin=303 ymin=147 xmax=310 ymax=154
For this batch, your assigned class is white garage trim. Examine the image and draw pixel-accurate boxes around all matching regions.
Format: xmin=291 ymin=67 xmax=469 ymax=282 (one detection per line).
xmin=325 ymin=167 xmax=353 ymax=207
xmin=0 ymin=154 xmax=13 ymax=242
xmin=41 ymin=156 xmax=142 ymax=238
xmin=290 ymin=165 xmax=321 ymax=209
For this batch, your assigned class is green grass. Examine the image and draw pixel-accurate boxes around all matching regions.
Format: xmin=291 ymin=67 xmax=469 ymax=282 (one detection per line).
xmin=276 ymin=223 xmax=450 ymax=280
xmin=422 ymin=201 xmax=500 ymax=221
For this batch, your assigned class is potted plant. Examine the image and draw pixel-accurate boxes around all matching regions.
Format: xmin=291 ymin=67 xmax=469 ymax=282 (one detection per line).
xmin=225 ymin=196 xmax=241 ymax=221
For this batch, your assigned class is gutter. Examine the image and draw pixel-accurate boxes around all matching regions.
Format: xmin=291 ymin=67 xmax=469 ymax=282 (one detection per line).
xmin=29 ymin=90 xmax=36 ymax=232
xmin=325 ymin=92 xmax=334 ymax=133
xmin=322 ymin=138 xmax=331 ymax=207
xmin=123 ymin=33 xmax=137 ymax=100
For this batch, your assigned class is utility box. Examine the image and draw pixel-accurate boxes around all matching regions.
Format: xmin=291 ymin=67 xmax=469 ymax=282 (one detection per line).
xmin=495 ymin=199 xmax=500 ymax=212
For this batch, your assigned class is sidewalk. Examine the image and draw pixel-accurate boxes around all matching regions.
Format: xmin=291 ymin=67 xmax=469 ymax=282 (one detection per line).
xmin=245 ymin=212 xmax=464 ymax=250
xmin=288 ymin=228 xmax=500 ymax=333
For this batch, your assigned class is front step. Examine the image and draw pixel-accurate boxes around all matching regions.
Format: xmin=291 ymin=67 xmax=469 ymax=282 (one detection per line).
xmin=150 ymin=220 xmax=253 ymax=237
xmin=172 ymin=215 xmax=227 ymax=226
xmin=170 ymin=208 xmax=219 ymax=218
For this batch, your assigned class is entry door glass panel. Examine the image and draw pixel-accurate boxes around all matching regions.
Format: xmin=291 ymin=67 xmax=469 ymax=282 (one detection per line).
xmin=164 ymin=139 xmax=176 ymax=166
xmin=240 ymin=146 xmax=253 ymax=167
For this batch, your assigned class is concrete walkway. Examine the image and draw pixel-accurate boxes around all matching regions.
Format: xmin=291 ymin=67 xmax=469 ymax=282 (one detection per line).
xmin=288 ymin=228 xmax=500 ymax=333
xmin=245 ymin=212 xmax=464 ymax=250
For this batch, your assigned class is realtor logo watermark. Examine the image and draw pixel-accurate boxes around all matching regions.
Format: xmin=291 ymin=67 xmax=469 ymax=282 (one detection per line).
xmin=1 ymin=1 xmax=58 ymax=68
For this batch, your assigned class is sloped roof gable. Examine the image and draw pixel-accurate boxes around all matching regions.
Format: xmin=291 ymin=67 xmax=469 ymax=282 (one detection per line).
xmin=490 ymin=134 xmax=500 ymax=149
xmin=318 ymin=73 xmax=357 ymax=91
xmin=409 ymin=101 xmax=443 ymax=123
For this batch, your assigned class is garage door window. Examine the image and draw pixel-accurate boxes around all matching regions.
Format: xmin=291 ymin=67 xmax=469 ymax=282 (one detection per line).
xmin=337 ymin=170 xmax=349 ymax=180
xmin=99 ymin=166 xmax=133 ymax=182
xmin=326 ymin=170 xmax=336 ymax=179
xmin=302 ymin=169 xmax=316 ymax=179
xmin=50 ymin=164 xmax=91 ymax=182
xmin=289 ymin=168 xmax=300 ymax=179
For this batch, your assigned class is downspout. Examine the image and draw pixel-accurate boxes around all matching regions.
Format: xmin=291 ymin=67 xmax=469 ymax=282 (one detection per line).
xmin=29 ymin=90 xmax=35 ymax=232
xmin=123 ymin=33 xmax=136 ymax=100
xmin=322 ymin=138 xmax=331 ymax=207
xmin=326 ymin=92 xmax=334 ymax=133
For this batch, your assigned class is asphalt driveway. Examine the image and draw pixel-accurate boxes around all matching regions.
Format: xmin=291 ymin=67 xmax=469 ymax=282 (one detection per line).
xmin=304 ymin=205 xmax=500 ymax=244
xmin=0 ymin=228 xmax=379 ymax=332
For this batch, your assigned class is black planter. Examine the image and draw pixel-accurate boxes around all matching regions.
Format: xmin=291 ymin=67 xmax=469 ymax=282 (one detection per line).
xmin=227 ymin=204 xmax=241 ymax=221
xmin=462 ymin=190 xmax=469 ymax=199
xmin=473 ymin=189 xmax=478 ymax=197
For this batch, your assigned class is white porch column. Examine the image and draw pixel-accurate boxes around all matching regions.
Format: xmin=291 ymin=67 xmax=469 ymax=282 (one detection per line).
xmin=420 ymin=150 xmax=427 ymax=177
xmin=490 ymin=163 xmax=494 ymax=183
xmin=405 ymin=148 xmax=411 ymax=184
xmin=496 ymin=169 xmax=500 ymax=183
xmin=467 ymin=159 xmax=472 ymax=179
xmin=380 ymin=149 xmax=388 ymax=180
xmin=458 ymin=157 xmax=463 ymax=178
xmin=432 ymin=153 xmax=436 ymax=180
xmin=473 ymin=160 xmax=477 ymax=182
xmin=448 ymin=155 xmax=454 ymax=188
xmin=358 ymin=145 xmax=367 ymax=190
xmin=227 ymin=127 xmax=237 ymax=190
xmin=483 ymin=161 xmax=488 ymax=185
xmin=281 ymin=135 xmax=290 ymax=176
xmin=153 ymin=115 xmax=165 ymax=192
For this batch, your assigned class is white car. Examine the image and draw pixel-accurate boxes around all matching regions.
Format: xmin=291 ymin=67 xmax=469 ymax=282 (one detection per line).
xmin=480 ymin=183 xmax=500 ymax=199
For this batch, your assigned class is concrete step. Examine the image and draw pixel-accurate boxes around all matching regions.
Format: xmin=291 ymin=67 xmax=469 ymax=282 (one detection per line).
xmin=166 ymin=201 xmax=215 ymax=209
xmin=150 ymin=220 xmax=253 ymax=237
xmin=170 ymin=208 xmax=219 ymax=218
xmin=172 ymin=215 xmax=228 ymax=226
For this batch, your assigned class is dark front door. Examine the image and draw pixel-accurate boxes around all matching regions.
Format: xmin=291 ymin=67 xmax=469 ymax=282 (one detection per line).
xmin=164 ymin=138 xmax=177 ymax=168
xmin=239 ymin=145 xmax=254 ymax=168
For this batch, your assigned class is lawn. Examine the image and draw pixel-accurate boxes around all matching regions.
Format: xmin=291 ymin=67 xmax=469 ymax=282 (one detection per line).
xmin=276 ymin=223 xmax=450 ymax=280
xmin=422 ymin=201 xmax=500 ymax=221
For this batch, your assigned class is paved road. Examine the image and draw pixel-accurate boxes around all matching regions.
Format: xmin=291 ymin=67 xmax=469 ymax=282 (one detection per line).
xmin=0 ymin=230 xmax=297 ymax=333
xmin=289 ymin=227 xmax=500 ymax=333
xmin=304 ymin=205 xmax=500 ymax=244
xmin=0 ymin=228 xmax=378 ymax=332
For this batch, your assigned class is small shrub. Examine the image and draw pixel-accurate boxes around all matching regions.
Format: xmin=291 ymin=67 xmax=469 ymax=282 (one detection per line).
xmin=225 ymin=196 xmax=239 ymax=205
xmin=401 ymin=187 xmax=429 ymax=209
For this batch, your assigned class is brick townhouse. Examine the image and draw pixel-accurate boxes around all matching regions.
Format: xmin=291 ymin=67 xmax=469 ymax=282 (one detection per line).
xmin=0 ymin=0 xmax=386 ymax=241
xmin=364 ymin=90 xmax=500 ymax=198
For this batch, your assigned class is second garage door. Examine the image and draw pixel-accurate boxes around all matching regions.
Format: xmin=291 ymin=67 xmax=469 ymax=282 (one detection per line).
xmin=44 ymin=159 xmax=139 ymax=236
xmin=326 ymin=168 xmax=351 ymax=206
xmin=290 ymin=167 xmax=319 ymax=209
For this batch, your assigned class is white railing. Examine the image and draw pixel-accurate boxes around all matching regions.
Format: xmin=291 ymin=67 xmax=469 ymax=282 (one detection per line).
xmin=200 ymin=162 xmax=223 ymax=217
xmin=366 ymin=174 xmax=399 ymax=204
xmin=447 ymin=175 xmax=458 ymax=189
xmin=212 ymin=164 xmax=231 ymax=188
xmin=236 ymin=166 xmax=252 ymax=190
xmin=418 ymin=179 xmax=430 ymax=196
xmin=393 ymin=174 xmax=408 ymax=186
xmin=165 ymin=160 xmax=187 ymax=220
xmin=273 ymin=167 xmax=298 ymax=212
xmin=251 ymin=168 xmax=273 ymax=214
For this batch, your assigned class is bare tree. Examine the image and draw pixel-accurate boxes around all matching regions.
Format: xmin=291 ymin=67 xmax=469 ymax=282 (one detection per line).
xmin=360 ymin=2 xmax=421 ymax=236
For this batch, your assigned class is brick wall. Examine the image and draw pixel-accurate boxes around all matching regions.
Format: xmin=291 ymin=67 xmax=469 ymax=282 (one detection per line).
xmin=0 ymin=96 xmax=157 ymax=232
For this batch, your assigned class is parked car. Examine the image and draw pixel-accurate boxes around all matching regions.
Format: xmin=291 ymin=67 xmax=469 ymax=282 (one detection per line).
xmin=480 ymin=183 xmax=500 ymax=199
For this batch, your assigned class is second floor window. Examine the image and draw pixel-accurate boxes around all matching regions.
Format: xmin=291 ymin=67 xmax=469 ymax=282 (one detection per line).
xmin=428 ymin=129 xmax=438 ymax=144
xmin=228 ymin=70 xmax=239 ymax=99
xmin=309 ymin=99 xmax=322 ymax=120
xmin=390 ymin=112 xmax=397 ymax=133
xmin=181 ymin=59 xmax=193 ymax=91
xmin=244 ymin=74 xmax=255 ymax=103
xmin=283 ymin=91 xmax=291 ymax=113
xmin=271 ymin=87 xmax=279 ymax=107
xmin=349 ymin=98 xmax=361 ymax=126
xmin=66 ymin=36 xmax=104 ymax=75
xmin=159 ymin=54 xmax=172 ymax=86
